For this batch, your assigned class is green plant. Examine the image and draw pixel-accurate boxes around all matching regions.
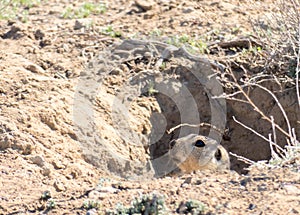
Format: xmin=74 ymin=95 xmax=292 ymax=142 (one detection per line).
xmin=102 ymin=25 xmax=122 ymax=38
xmin=40 ymin=190 xmax=52 ymax=201
xmin=185 ymin=200 xmax=206 ymax=214
xmin=150 ymin=28 xmax=163 ymax=37
xmin=106 ymin=194 xmax=166 ymax=215
xmin=176 ymin=200 xmax=207 ymax=215
xmin=166 ymin=34 xmax=208 ymax=54
xmin=130 ymin=194 xmax=165 ymax=214
xmin=62 ymin=2 xmax=106 ymax=19
xmin=0 ymin=0 xmax=40 ymax=20
xmin=83 ymin=200 xmax=101 ymax=210
xmin=147 ymin=81 xmax=159 ymax=96
xmin=46 ymin=199 xmax=56 ymax=209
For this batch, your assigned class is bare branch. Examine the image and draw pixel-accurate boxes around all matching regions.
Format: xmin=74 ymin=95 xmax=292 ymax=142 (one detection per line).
xmin=167 ymin=123 xmax=223 ymax=135
xmin=229 ymin=152 xmax=255 ymax=165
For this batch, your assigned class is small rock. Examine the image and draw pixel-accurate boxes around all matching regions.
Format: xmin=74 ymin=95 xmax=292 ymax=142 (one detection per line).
xmin=40 ymin=113 xmax=58 ymax=130
xmin=109 ymin=68 xmax=122 ymax=75
xmin=169 ymin=188 xmax=177 ymax=195
xmin=2 ymin=25 xmax=22 ymax=39
xmin=30 ymin=155 xmax=45 ymax=167
xmin=283 ymin=184 xmax=300 ymax=195
xmin=21 ymin=142 xmax=34 ymax=155
xmin=53 ymin=180 xmax=66 ymax=192
xmin=0 ymin=133 xmax=12 ymax=150
xmin=182 ymin=7 xmax=194 ymax=13
xmin=176 ymin=201 xmax=188 ymax=214
xmin=88 ymin=190 xmax=107 ymax=200
xmin=181 ymin=183 xmax=189 ymax=188
xmin=257 ymin=184 xmax=268 ymax=192
xmin=248 ymin=203 xmax=256 ymax=210
xmin=97 ymin=186 xmax=118 ymax=193
xmin=66 ymin=164 xmax=83 ymax=179
xmin=135 ymin=0 xmax=154 ymax=11
xmin=240 ymin=177 xmax=251 ymax=187
xmin=25 ymin=64 xmax=46 ymax=74
xmin=40 ymin=39 xmax=52 ymax=47
xmin=182 ymin=177 xmax=192 ymax=184
xmin=52 ymin=160 xmax=65 ymax=170
xmin=41 ymin=166 xmax=51 ymax=176
xmin=86 ymin=208 xmax=98 ymax=215
xmin=74 ymin=20 xmax=85 ymax=30
xmin=34 ymin=29 xmax=45 ymax=40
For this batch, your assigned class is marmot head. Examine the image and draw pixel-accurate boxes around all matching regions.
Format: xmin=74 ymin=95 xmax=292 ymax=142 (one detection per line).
xmin=169 ymin=134 xmax=230 ymax=173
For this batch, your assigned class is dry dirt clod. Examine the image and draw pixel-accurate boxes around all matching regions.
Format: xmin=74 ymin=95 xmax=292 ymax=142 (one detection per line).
xmin=30 ymin=155 xmax=45 ymax=167
xmin=74 ymin=20 xmax=85 ymax=30
xmin=34 ymin=29 xmax=45 ymax=40
xmin=40 ymin=113 xmax=58 ymax=130
xmin=41 ymin=166 xmax=51 ymax=176
xmin=96 ymin=186 xmax=118 ymax=193
xmin=283 ymin=184 xmax=300 ymax=195
xmin=25 ymin=64 xmax=46 ymax=74
xmin=54 ymin=180 xmax=66 ymax=192
xmin=2 ymin=25 xmax=22 ymax=39
xmin=182 ymin=176 xmax=193 ymax=185
xmin=134 ymin=0 xmax=155 ymax=11
xmin=182 ymin=7 xmax=194 ymax=13
xmin=52 ymin=160 xmax=66 ymax=170
xmin=88 ymin=190 xmax=107 ymax=200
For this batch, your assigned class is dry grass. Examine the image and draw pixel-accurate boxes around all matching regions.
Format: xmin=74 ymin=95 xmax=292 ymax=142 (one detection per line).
xmin=211 ymin=0 xmax=300 ymax=167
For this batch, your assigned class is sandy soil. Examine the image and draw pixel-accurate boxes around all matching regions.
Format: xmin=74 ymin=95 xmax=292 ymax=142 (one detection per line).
xmin=0 ymin=0 xmax=299 ymax=214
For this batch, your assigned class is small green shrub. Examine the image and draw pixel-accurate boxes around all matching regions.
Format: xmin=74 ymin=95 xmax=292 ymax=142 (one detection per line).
xmin=40 ymin=190 xmax=52 ymax=201
xmin=101 ymin=25 xmax=122 ymax=38
xmin=106 ymin=193 xmax=166 ymax=215
xmin=177 ymin=200 xmax=207 ymax=215
xmin=185 ymin=200 xmax=206 ymax=214
xmin=166 ymin=34 xmax=208 ymax=54
xmin=83 ymin=200 xmax=101 ymax=210
xmin=62 ymin=2 xmax=107 ymax=19
xmin=46 ymin=199 xmax=56 ymax=209
xmin=0 ymin=0 xmax=40 ymax=20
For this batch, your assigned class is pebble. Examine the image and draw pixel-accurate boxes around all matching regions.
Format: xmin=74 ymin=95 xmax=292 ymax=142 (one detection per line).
xmin=182 ymin=7 xmax=194 ymax=13
xmin=52 ymin=160 xmax=65 ymax=170
xmin=86 ymin=209 xmax=98 ymax=215
xmin=30 ymin=155 xmax=45 ymax=167
xmin=135 ymin=0 xmax=155 ymax=11
xmin=54 ymin=180 xmax=66 ymax=192
xmin=25 ymin=64 xmax=46 ymax=74
xmin=88 ymin=190 xmax=108 ymax=200
xmin=41 ymin=166 xmax=51 ymax=176
xmin=74 ymin=20 xmax=85 ymax=30
xmin=97 ymin=186 xmax=118 ymax=193
xmin=283 ymin=184 xmax=300 ymax=195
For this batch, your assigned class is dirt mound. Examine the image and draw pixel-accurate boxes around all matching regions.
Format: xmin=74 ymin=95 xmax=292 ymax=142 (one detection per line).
xmin=73 ymin=39 xmax=227 ymax=178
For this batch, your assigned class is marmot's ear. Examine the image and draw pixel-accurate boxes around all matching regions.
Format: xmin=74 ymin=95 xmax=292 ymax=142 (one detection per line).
xmin=169 ymin=139 xmax=177 ymax=149
xmin=194 ymin=139 xmax=206 ymax=148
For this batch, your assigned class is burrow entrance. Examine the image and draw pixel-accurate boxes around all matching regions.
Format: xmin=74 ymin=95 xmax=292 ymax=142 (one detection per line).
xmin=75 ymin=40 xmax=299 ymax=177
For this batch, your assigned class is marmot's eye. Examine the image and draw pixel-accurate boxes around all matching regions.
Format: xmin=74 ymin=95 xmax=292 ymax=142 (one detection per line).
xmin=215 ymin=148 xmax=222 ymax=161
xmin=194 ymin=140 xmax=205 ymax=148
